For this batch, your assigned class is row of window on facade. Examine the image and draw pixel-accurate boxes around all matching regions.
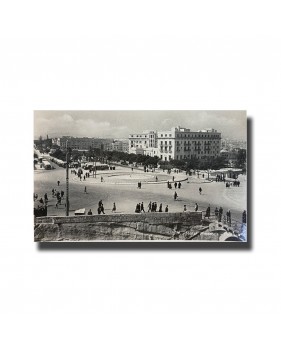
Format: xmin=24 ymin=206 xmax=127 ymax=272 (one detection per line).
xmin=174 ymin=134 xmax=220 ymax=139
xmin=131 ymin=134 xmax=157 ymax=138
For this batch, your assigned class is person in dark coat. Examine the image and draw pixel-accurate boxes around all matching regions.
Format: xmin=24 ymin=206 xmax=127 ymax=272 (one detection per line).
xmin=226 ymin=209 xmax=231 ymax=225
xmin=100 ymin=203 xmax=105 ymax=214
xmin=195 ymin=203 xmax=198 ymax=211
xmin=165 ymin=205 xmax=168 ymax=212
xmin=112 ymin=202 xmax=116 ymax=213
xmin=218 ymin=206 xmax=223 ymax=222
xmin=215 ymin=207 xmax=219 ymax=218
xmin=87 ymin=209 xmax=92 ymax=215
xmin=159 ymin=203 xmax=162 ymax=212
xmin=205 ymin=205 xmax=210 ymax=218
xmin=174 ymin=191 xmax=178 ymax=200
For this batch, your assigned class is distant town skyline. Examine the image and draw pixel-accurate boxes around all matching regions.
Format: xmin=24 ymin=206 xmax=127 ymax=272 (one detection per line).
xmin=34 ymin=110 xmax=247 ymax=141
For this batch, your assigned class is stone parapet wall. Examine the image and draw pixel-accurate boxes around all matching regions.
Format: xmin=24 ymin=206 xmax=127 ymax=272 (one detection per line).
xmin=35 ymin=212 xmax=203 ymax=242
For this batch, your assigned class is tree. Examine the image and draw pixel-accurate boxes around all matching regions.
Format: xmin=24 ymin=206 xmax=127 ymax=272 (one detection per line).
xmin=235 ymin=149 xmax=247 ymax=169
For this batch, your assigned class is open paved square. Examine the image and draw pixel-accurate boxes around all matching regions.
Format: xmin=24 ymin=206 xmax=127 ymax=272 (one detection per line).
xmin=34 ymin=156 xmax=246 ymax=226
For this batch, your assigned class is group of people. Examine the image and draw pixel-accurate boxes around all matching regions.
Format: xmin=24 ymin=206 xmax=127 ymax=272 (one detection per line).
xmin=215 ymin=174 xmax=226 ymax=182
xmin=167 ymin=181 xmax=182 ymax=190
xmin=134 ymin=201 xmax=169 ymax=213
xmin=87 ymin=201 xmax=116 ymax=215
xmin=214 ymin=206 xmax=224 ymax=222
xmin=148 ymin=201 xmax=162 ymax=212
xmin=232 ymin=180 xmax=240 ymax=187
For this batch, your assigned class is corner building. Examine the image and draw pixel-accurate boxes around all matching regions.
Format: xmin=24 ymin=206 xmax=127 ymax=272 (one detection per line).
xmin=129 ymin=126 xmax=221 ymax=161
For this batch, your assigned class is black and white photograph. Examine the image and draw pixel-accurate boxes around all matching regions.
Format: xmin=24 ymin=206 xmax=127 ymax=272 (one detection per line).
xmin=34 ymin=110 xmax=247 ymax=242
xmin=3 ymin=1 xmax=281 ymax=350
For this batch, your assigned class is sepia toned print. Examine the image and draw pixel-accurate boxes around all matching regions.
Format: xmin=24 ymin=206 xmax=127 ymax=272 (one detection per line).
xmin=34 ymin=111 xmax=247 ymax=242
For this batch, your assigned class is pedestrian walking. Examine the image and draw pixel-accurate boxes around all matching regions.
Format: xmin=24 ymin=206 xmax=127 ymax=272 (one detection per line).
xmin=199 ymin=187 xmax=202 ymax=195
xmin=165 ymin=205 xmax=169 ymax=213
xmin=205 ymin=205 xmax=210 ymax=218
xmin=195 ymin=203 xmax=198 ymax=211
xmin=226 ymin=209 xmax=231 ymax=225
xmin=57 ymin=180 xmax=60 ymax=186
xmin=100 ymin=203 xmax=105 ymax=214
xmin=174 ymin=191 xmax=178 ymax=200
xmin=218 ymin=206 xmax=223 ymax=222
xmin=183 ymin=205 xmax=187 ymax=212
xmin=84 ymin=186 xmax=87 ymax=194
xmin=148 ymin=201 xmax=152 ymax=212
xmin=140 ymin=202 xmax=145 ymax=213
xmin=215 ymin=207 xmax=219 ymax=218
xmin=159 ymin=203 xmax=162 ymax=212
xmin=112 ymin=202 xmax=116 ymax=212
xmin=135 ymin=203 xmax=140 ymax=213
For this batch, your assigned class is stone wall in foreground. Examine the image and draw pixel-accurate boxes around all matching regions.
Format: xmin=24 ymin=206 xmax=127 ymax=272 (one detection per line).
xmin=34 ymin=212 xmax=203 ymax=241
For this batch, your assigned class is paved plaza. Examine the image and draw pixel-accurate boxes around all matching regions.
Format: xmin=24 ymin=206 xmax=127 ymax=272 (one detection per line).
xmin=34 ymin=157 xmax=247 ymax=225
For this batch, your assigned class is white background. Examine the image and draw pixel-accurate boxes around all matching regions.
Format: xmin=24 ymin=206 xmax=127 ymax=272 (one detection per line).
xmin=0 ymin=1 xmax=280 ymax=349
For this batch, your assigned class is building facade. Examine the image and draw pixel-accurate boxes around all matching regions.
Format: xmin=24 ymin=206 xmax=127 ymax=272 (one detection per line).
xmin=129 ymin=131 xmax=158 ymax=157
xmin=106 ymin=140 xmax=129 ymax=153
xmin=129 ymin=126 xmax=221 ymax=161
xmin=59 ymin=137 xmax=114 ymax=151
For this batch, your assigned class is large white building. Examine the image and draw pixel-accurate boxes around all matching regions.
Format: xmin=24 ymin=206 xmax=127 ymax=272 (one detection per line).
xmin=129 ymin=126 xmax=221 ymax=161
xmin=129 ymin=131 xmax=158 ymax=157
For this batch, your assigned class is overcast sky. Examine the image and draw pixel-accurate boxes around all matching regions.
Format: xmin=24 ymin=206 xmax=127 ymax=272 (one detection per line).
xmin=34 ymin=110 xmax=247 ymax=141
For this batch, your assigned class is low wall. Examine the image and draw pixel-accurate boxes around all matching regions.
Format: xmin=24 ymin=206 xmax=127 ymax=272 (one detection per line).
xmin=34 ymin=212 xmax=203 ymax=241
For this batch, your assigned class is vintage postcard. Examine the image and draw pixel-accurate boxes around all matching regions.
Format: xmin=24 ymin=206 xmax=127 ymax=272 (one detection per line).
xmin=34 ymin=111 xmax=247 ymax=242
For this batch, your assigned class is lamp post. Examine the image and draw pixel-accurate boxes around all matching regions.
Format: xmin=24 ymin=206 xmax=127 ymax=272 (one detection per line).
xmin=66 ymin=140 xmax=69 ymax=216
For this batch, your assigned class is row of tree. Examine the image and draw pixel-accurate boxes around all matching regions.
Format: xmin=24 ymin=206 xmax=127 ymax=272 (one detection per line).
xmin=50 ymin=147 xmax=246 ymax=171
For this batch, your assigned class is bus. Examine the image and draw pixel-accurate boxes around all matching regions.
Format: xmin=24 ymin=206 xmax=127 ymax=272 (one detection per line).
xmin=42 ymin=160 xmax=52 ymax=170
